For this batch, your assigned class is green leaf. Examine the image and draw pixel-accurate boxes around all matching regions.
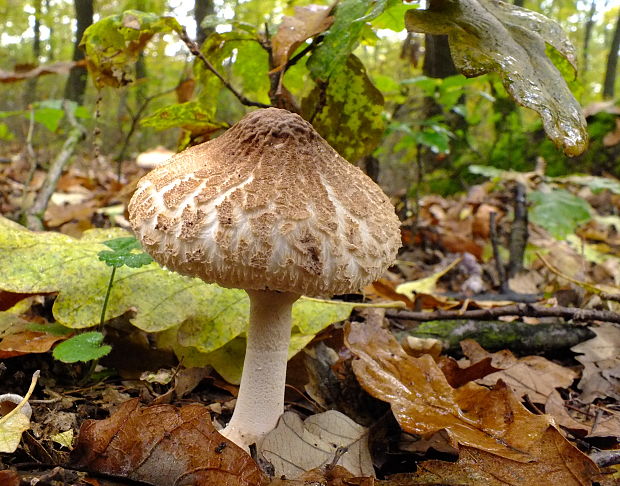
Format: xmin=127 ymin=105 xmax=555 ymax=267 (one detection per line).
xmin=302 ymin=54 xmax=384 ymax=162
xmin=371 ymin=0 xmax=412 ymax=31
xmin=98 ymin=237 xmax=153 ymax=269
xmin=405 ymin=0 xmax=587 ymax=156
xmin=529 ymin=190 xmax=592 ymax=239
xmin=307 ymin=0 xmax=390 ymax=81
xmin=81 ymin=10 xmax=183 ymax=88
xmin=0 ymin=217 xmax=358 ymax=373
xmin=52 ymin=332 xmax=111 ymax=363
xmin=468 ymin=165 xmax=506 ymax=179
xmin=141 ymin=101 xmax=227 ymax=133
xmin=0 ymin=122 xmax=13 ymax=141
xmin=26 ymin=323 xmax=73 ymax=336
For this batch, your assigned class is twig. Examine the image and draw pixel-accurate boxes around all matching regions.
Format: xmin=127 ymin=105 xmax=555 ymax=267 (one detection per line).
xmin=386 ymin=303 xmax=620 ymax=325
xmin=178 ymin=28 xmax=271 ymax=109
xmin=24 ymin=101 xmax=86 ymax=230
xmin=589 ymin=449 xmax=620 ymax=468
xmin=508 ymin=182 xmax=528 ymax=276
xmin=490 ymin=211 xmax=507 ymax=291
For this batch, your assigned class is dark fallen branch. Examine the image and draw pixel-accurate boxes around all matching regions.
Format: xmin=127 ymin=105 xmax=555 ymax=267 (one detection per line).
xmin=395 ymin=319 xmax=595 ymax=355
xmin=386 ymin=303 xmax=620 ymax=325
xmin=179 ymin=28 xmax=271 ymax=109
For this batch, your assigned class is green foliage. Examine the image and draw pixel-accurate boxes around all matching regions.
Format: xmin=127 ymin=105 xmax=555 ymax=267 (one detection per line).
xmin=80 ymin=10 xmax=183 ymax=88
xmin=98 ymin=237 xmax=153 ymax=268
xmin=529 ymin=189 xmax=592 ymax=239
xmin=0 ymin=100 xmax=90 ymax=135
xmin=0 ymin=217 xmax=359 ymax=379
xmin=302 ymin=55 xmax=384 ymax=162
xmin=405 ymin=0 xmax=588 ymax=157
xmin=52 ymin=331 xmax=112 ymax=363
xmin=141 ymin=101 xmax=227 ymax=133
xmin=307 ymin=0 xmax=392 ymax=82
xmin=27 ymin=323 xmax=73 ymax=336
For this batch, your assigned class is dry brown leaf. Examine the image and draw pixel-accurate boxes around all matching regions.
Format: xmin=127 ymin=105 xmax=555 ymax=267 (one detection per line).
xmin=259 ymin=411 xmax=373 ymax=479
xmin=603 ymin=118 xmax=620 ymax=147
xmin=71 ymin=399 xmax=268 ymax=486
xmin=0 ymin=331 xmax=66 ymax=355
xmin=268 ymin=465 xmax=372 ymax=485
xmin=271 ymin=5 xmax=333 ymax=70
xmin=0 ymin=470 xmax=20 ymax=486
xmin=345 ymin=321 xmax=599 ymax=485
xmin=571 ymin=323 xmax=620 ymax=402
xmin=412 ymin=429 xmax=599 ymax=486
xmin=461 ymin=339 xmax=577 ymax=403
xmin=0 ymin=60 xmax=85 ymax=83
xmin=544 ymin=389 xmax=589 ymax=434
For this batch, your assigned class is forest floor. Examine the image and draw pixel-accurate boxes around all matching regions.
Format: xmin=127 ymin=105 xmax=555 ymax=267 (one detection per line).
xmin=0 ymin=152 xmax=618 ymax=485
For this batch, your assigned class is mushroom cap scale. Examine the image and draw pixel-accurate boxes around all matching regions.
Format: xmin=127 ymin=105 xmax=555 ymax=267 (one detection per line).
xmin=128 ymin=108 xmax=401 ymax=297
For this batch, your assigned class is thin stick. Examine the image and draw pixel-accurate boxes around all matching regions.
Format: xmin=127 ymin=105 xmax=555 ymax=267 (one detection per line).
xmin=179 ymin=28 xmax=271 ymax=109
xmin=386 ymin=303 xmax=620 ymax=325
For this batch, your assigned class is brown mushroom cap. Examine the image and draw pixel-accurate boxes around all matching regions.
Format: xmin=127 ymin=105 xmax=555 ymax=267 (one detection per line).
xmin=128 ymin=108 xmax=401 ymax=297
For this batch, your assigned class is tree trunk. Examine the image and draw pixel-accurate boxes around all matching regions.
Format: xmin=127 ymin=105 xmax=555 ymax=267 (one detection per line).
xmin=194 ymin=0 xmax=215 ymax=46
xmin=23 ymin=0 xmax=42 ymax=106
xmin=603 ymin=11 xmax=620 ymax=99
xmin=63 ymin=0 xmax=94 ymax=104
xmin=581 ymin=0 xmax=596 ymax=75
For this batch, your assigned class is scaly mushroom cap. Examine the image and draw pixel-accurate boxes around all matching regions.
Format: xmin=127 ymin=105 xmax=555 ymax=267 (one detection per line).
xmin=128 ymin=108 xmax=401 ymax=297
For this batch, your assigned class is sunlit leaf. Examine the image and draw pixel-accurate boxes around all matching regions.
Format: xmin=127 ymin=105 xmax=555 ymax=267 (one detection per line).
xmin=307 ymin=0 xmax=391 ymax=82
xmin=302 ymin=54 xmax=384 ymax=162
xmin=141 ymin=101 xmax=227 ymax=134
xmin=81 ymin=10 xmax=183 ymax=88
xmin=405 ymin=0 xmax=587 ymax=156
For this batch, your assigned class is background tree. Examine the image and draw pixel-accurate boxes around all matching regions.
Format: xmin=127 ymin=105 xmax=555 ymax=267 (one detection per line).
xmin=63 ymin=0 xmax=94 ymax=103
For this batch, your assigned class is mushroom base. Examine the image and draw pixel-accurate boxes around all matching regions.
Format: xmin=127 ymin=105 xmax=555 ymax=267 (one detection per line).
xmin=220 ymin=289 xmax=300 ymax=450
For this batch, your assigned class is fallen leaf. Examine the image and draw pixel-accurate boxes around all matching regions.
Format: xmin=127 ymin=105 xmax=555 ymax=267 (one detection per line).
xmin=461 ymin=339 xmax=577 ymax=403
xmin=0 ymin=470 xmax=20 ymax=486
xmin=259 ymin=411 xmax=373 ymax=479
xmin=412 ymin=430 xmax=598 ymax=486
xmin=71 ymin=399 xmax=267 ymax=486
xmin=544 ymin=389 xmax=589 ymax=434
xmin=0 ymin=330 xmax=67 ymax=355
xmin=345 ymin=321 xmax=599 ymax=485
xmin=438 ymin=355 xmax=500 ymax=388
xmin=571 ymin=323 xmax=620 ymax=401
xmin=396 ymin=258 xmax=461 ymax=299
xmin=0 ymin=371 xmax=39 ymax=453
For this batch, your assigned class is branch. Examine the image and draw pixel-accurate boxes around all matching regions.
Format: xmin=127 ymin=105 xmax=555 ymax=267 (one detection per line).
xmin=386 ymin=303 xmax=620 ymax=325
xmin=179 ymin=28 xmax=271 ymax=109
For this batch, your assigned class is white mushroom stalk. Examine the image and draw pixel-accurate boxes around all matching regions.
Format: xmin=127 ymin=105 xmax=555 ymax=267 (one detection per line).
xmin=128 ymin=108 xmax=402 ymax=451
xmin=220 ymin=290 xmax=300 ymax=448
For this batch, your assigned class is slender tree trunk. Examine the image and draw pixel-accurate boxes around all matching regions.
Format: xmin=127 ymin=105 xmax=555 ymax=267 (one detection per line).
xmin=582 ymin=0 xmax=597 ymax=75
xmin=603 ymin=11 xmax=620 ymax=99
xmin=513 ymin=0 xmax=524 ymax=7
xmin=23 ymin=0 xmax=42 ymax=106
xmin=64 ymin=0 xmax=94 ymax=104
xmin=194 ymin=0 xmax=215 ymax=45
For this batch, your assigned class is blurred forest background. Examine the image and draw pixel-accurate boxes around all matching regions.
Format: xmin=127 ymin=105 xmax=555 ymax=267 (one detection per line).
xmin=0 ymin=0 xmax=618 ymax=200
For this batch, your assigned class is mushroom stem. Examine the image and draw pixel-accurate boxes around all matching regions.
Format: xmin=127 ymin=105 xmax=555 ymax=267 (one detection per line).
xmin=220 ymin=289 xmax=300 ymax=450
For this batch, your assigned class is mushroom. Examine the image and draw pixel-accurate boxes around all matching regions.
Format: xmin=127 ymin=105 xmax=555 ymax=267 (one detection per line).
xmin=128 ymin=108 xmax=401 ymax=449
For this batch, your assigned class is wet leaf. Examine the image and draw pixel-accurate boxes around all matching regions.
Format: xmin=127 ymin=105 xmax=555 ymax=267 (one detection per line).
xmin=259 ymin=411 xmax=373 ymax=479
xmin=405 ymin=0 xmax=587 ymax=156
xmin=0 ymin=330 xmax=67 ymax=355
xmin=52 ymin=332 xmax=112 ymax=363
xmin=81 ymin=10 xmax=183 ymax=88
xmin=302 ymin=54 xmax=384 ymax=162
xmin=272 ymin=5 xmax=333 ymax=71
xmin=344 ymin=320 xmax=597 ymax=481
xmin=71 ymin=399 xmax=267 ymax=486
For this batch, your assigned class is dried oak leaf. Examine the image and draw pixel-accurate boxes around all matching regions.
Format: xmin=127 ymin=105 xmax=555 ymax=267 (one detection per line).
xmin=71 ymin=399 xmax=267 ymax=486
xmin=271 ymin=5 xmax=333 ymax=71
xmin=460 ymin=339 xmax=578 ymax=404
xmin=344 ymin=321 xmax=599 ymax=484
